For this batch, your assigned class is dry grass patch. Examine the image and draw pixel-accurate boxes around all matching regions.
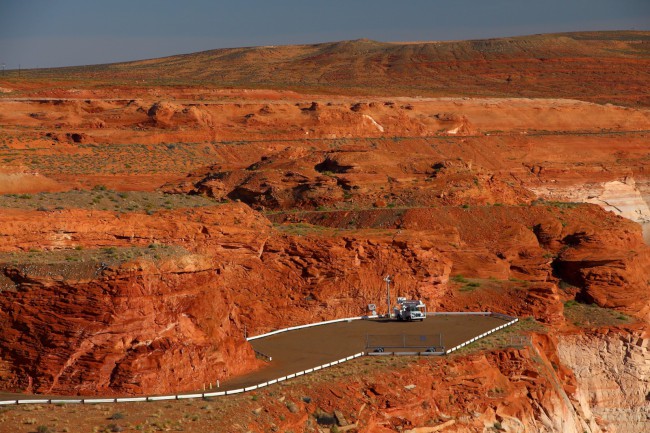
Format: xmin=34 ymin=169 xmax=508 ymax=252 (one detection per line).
xmin=563 ymin=300 xmax=634 ymax=328
xmin=0 ymin=190 xmax=221 ymax=213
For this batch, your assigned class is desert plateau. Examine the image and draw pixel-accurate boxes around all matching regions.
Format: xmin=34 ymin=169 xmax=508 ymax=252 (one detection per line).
xmin=0 ymin=31 xmax=649 ymax=432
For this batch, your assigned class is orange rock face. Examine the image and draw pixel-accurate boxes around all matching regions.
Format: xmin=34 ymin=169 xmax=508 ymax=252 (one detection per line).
xmin=0 ymin=258 xmax=257 ymax=395
xmin=0 ymin=199 xmax=647 ymax=396
xmin=0 ymin=205 xmax=271 ymax=395
xmin=0 ymin=32 xmax=648 ymax=415
xmin=234 ymin=331 xmax=641 ymax=433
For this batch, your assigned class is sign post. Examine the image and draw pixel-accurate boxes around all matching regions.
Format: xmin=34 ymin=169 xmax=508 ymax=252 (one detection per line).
xmin=384 ymin=275 xmax=392 ymax=317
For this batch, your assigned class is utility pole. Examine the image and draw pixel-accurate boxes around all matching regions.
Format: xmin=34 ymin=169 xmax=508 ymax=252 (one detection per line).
xmin=384 ymin=274 xmax=392 ymax=317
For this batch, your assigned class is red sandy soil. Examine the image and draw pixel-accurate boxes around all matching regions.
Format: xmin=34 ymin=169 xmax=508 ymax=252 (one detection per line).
xmin=3 ymin=31 xmax=650 ymax=106
xmin=0 ymin=94 xmax=647 ymax=196
xmin=0 ymin=30 xmax=648 ymax=432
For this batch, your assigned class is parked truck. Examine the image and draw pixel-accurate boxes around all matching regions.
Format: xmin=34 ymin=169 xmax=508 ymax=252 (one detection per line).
xmin=393 ymin=297 xmax=426 ymax=321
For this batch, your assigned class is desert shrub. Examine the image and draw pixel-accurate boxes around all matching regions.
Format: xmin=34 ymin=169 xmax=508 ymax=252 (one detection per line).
xmin=102 ymin=247 xmax=117 ymax=255
xmin=460 ymin=281 xmax=480 ymax=292
xmin=451 ymin=275 xmax=468 ymax=283
xmin=558 ymin=280 xmax=578 ymax=291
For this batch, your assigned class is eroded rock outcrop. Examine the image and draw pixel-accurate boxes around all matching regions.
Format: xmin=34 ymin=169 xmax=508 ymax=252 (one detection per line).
xmin=1 ymin=199 xmax=647 ymax=396
xmin=532 ymin=177 xmax=650 ymax=226
xmin=231 ymin=329 xmax=648 ymax=432
xmin=0 ymin=204 xmax=271 ymax=395
xmin=147 ymin=101 xmax=214 ymax=129
xmin=245 ymin=333 xmax=609 ymax=432
xmin=558 ymin=329 xmax=650 ymax=433
xmin=0 ymin=254 xmax=258 ymax=396
xmin=167 ymin=147 xmax=534 ymax=211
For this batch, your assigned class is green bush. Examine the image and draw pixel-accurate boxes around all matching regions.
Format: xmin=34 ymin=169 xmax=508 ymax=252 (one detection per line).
xmin=451 ymin=275 xmax=468 ymax=283
xmin=460 ymin=281 xmax=481 ymax=292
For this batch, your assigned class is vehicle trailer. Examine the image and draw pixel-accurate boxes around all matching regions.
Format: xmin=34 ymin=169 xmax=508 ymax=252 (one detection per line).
xmin=394 ymin=297 xmax=426 ymax=321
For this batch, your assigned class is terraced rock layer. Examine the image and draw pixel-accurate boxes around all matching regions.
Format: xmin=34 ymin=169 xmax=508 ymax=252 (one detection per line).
xmin=0 ymin=31 xmax=647 ymax=429
xmin=0 ymin=202 xmax=647 ymax=396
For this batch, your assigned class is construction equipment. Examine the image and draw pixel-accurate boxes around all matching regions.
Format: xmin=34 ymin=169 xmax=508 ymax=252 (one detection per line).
xmin=394 ymin=297 xmax=426 ymax=321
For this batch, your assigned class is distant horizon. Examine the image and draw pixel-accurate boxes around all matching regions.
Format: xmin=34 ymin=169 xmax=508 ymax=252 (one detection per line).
xmin=1 ymin=0 xmax=648 ymax=69
xmin=3 ymin=29 xmax=649 ymax=72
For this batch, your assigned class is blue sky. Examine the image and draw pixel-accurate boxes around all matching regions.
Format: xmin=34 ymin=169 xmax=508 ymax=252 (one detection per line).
xmin=0 ymin=0 xmax=648 ymax=69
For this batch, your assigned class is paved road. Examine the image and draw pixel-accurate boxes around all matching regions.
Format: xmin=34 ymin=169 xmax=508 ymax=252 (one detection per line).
xmin=221 ymin=314 xmax=507 ymax=390
xmin=0 ymin=314 xmax=509 ymax=400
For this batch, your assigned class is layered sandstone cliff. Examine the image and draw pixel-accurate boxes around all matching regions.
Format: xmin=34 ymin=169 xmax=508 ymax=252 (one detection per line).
xmin=231 ymin=330 xmax=647 ymax=432
xmin=1 ymin=200 xmax=648 ymax=397
xmin=0 ymin=204 xmax=271 ymax=395
xmin=558 ymin=330 xmax=650 ymax=433
xmin=0 ymin=254 xmax=257 ymax=395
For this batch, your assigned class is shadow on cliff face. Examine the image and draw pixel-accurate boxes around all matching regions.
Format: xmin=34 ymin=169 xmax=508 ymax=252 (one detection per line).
xmin=168 ymin=146 xmax=535 ymax=212
xmin=550 ymin=257 xmax=593 ymax=304
xmin=0 ymin=200 xmax=648 ymax=396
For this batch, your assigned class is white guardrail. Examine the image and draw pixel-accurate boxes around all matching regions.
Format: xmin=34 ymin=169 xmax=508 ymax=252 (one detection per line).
xmin=445 ymin=314 xmax=519 ymax=354
xmin=0 ymin=352 xmax=366 ymax=406
xmin=246 ymin=315 xmax=364 ymax=341
xmin=0 ymin=312 xmax=518 ymax=405
xmin=428 ymin=311 xmax=492 ymax=316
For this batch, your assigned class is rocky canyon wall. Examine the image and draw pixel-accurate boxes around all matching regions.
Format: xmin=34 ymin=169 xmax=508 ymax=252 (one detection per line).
xmin=246 ymin=332 xmax=643 ymax=433
xmin=532 ymin=177 xmax=650 ymax=226
xmin=558 ymin=330 xmax=650 ymax=433
xmin=1 ymin=201 xmax=648 ymax=396
xmin=0 ymin=254 xmax=260 ymax=396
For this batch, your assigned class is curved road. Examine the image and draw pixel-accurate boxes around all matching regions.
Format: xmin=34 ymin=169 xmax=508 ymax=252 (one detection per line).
xmin=222 ymin=314 xmax=508 ymax=390
xmin=0 ymin=314 xmax=510 ymax=400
